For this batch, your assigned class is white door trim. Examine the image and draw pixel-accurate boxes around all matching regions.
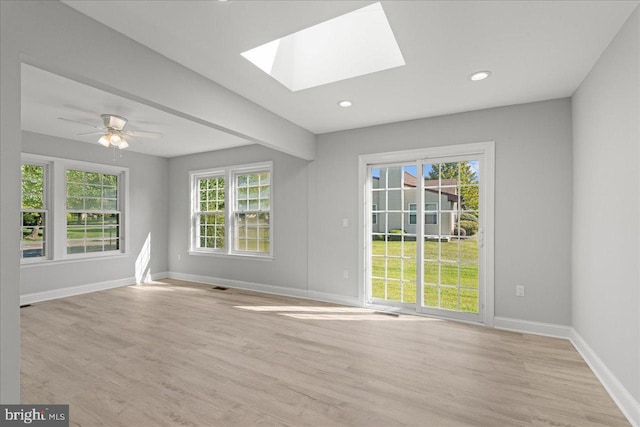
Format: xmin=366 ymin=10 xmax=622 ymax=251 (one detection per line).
xmin=358 ymin=141 xmax=495 ymax=327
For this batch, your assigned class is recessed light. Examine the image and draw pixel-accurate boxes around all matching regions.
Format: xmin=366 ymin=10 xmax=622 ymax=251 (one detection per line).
xmin=338 ymin=100 xmax=353 ymax=108
xmin=469 ymin=71 xmax=491 ymax=81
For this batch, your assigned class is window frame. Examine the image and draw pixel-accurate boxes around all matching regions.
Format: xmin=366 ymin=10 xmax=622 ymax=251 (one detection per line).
xmin=20 ymin=159 xmax=50 ymax=263
xmin=189 ymin=161 xmax=273 ymax=260
xmin=20 ymin=154 xmax=129 ymax=267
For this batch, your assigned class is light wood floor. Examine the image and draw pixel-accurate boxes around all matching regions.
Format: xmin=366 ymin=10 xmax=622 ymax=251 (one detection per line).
xmin=21 ymin=279 xmax=628 ymax=426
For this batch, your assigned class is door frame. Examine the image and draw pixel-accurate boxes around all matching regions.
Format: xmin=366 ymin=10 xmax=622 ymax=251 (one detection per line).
xmin=358 ymin=141 xmax=495 ymax=326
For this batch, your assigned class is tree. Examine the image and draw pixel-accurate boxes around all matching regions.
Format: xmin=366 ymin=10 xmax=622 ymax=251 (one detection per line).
xmin=426 ymin=162 xmax=479 ymax=212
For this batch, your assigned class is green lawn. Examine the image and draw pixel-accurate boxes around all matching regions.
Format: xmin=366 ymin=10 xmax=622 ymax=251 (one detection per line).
xmin=372 ymin=238 xmax=479 ymax=312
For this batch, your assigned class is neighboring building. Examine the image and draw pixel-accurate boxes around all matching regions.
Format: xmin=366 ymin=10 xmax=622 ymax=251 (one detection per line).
xmin=372 ymin=170 xmax=459 ymax=237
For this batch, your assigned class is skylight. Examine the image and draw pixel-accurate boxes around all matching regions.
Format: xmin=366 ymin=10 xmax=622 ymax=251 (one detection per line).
xmin=241 ymin=2 xmax=405 ymax=92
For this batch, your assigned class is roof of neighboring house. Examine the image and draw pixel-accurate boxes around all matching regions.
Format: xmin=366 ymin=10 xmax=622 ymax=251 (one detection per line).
xmin=403 ymin=172 xmax=458 ymax=202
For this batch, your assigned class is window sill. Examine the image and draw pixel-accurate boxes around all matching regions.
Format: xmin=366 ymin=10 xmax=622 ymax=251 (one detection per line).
xmin=188 ymin=250 xmax=274 ymax=262
xmin=20 ymin=253 xmax=128 ymax=268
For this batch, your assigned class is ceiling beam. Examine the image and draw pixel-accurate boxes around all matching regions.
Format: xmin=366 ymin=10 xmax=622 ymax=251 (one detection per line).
xmin=11 ymin=1 xmax=316 ymax=160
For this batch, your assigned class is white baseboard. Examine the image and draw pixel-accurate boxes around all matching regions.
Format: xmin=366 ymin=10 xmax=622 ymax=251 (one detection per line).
xmin=569 ymin=329 xmax=640 ymax=427
xmin=307 ymin=290 xmax=360 ymax=306
xmin=150 ymin=271 xmax=169 ymax=281
xmin=494 ymin=316 xmax=572 ymax=339
xmin=20 ymin=271 xmax=171 ymax=306
xmin=20 ymin=276 xmax=136 ymax=306
xmin=166 ymin=271 xmax=361 ymax=307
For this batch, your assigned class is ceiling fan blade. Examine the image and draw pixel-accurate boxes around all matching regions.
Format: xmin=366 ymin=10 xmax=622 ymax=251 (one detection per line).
xmin=123 ymin=130 xmax=163 ymax=138
xmin=76 ymin=131 xmax=105 ymax=136
xmin=58 ymin=117 xmax=103 ymax=130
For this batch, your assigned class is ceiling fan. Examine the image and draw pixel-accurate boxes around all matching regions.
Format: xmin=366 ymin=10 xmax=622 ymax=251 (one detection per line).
xmin=58 ymin=114 xmax=162 ymax=150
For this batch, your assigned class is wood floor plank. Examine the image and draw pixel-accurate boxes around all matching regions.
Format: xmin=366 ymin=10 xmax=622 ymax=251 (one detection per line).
xmin=20 ymin=279 xmax=629 ymax=426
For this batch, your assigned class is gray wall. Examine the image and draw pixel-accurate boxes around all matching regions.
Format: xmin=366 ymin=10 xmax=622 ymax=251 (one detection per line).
xmin=311 ymin=98 xmax=574 ymax=325
xmin=168 ymin=145 xmax=309 ymax=290
xmin=572 ymin=7 xmax=639 ymax=402
xmin=21 ymin=132 xmax=170 ymax=295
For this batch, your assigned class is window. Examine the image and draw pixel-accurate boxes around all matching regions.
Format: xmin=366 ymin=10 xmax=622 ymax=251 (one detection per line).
xmin=425 ymin=202 xmax=438 ymax=225
xmin=21 ymin=163 xmax=48 ymax=260
xmin=66 ymin=170 xmax=121 ymax=255
xmin=20 ymin=154 xmax=128 ymax=265
xmin=233 ymin=170 xmax=270 ymax=254
xmin=195 ymin=174 xmax=225 ymax=250
xmin=408 ymin=203 xmax=417 ymax=225
xmin=372 ymin=204 xmax=378 ymax=225
xmin=190 ymin=162 xmax=272 ymax=258
xmin=409 ymin=202 xmax=438 ymax=225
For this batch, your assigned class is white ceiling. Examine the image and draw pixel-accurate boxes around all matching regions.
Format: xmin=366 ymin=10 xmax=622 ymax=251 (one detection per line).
xmin=21 ymin=1 xmax=638 ymax=157
xmin=21 ymin=64 xmax=253 ymax=158
xmin=61 ymin=0 xmax=638 ymax=135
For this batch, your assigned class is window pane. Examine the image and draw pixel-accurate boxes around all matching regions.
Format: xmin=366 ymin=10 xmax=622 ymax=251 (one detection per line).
xmin=86 ymin=240 xmax=104 ymax=253
xmin=84 ymin=185 xmax=101 ymax=197
xmin=66 ymin=197 xmax=83 ymax=210
xmin=103 ymin=199 xmax=117 ymax=211
xmin=86 ymin=214 xmax=103 ymax=226
xmin=104 ymin=213 xmax=119 ymax=224
xmin=85 ymin=198 xmax=101 ymax=210
xmin=66 ymin=170 xmax=84 ymax=184
xmin=67 ymin=227 xmax=85 ymax=240
xmin=67 ymin=183 xmax=84 ymax=197
xmin=103 ymin=174 xmax=118 ymax=186
xmin=67 ymin=240 xmax=86 ymax=254
xmin=104 ymin=239 xmax=119 ymax=251
xmin=86 ymin=172 xmax=101 ymax=185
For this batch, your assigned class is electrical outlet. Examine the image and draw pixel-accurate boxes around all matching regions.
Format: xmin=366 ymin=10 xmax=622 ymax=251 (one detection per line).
xmin=343 ymin=269 xmax=349 ymax=279
xmin=177 ymin=253 xmax=181 ymax=261
xmin=342 ymin=218 xmax=349 ymax=227
xmin=516 ymin=285 xmax=525 ymax=297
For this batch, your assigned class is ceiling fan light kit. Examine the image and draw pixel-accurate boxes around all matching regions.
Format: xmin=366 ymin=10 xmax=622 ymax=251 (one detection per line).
xmin=58 ymin=113 xmax=161 ymax=151
xmin=98 ymin=114 xmax=130 ymax=149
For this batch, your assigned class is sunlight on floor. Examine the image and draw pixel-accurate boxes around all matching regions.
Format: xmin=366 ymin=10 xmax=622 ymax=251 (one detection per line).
xmin=235 ymin=305 xmax=443 ymax=321
xmin=235 ymin=306 xmax=373 ymax=313
xmin=278 ymin=313 xmax=437 ymax=321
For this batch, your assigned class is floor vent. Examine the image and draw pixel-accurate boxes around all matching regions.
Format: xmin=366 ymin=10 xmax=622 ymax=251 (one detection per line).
xmin=20 ymin=304 xmax=32 ymax=309
xmin=212 ymin=286 xmax=228 ymax=291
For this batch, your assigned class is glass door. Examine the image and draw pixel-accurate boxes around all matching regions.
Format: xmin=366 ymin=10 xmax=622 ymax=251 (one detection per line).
xmin=369 ymin=164 xmax=418 ymax=307
xmin=419 ymin=158 xmax=482 ymax=322
xmin=367 ymin=155 xmax=484 ymax=323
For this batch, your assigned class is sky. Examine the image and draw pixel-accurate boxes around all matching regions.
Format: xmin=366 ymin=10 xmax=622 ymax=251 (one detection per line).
xmin=371 ymin=161 xmax=479 ymax=180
